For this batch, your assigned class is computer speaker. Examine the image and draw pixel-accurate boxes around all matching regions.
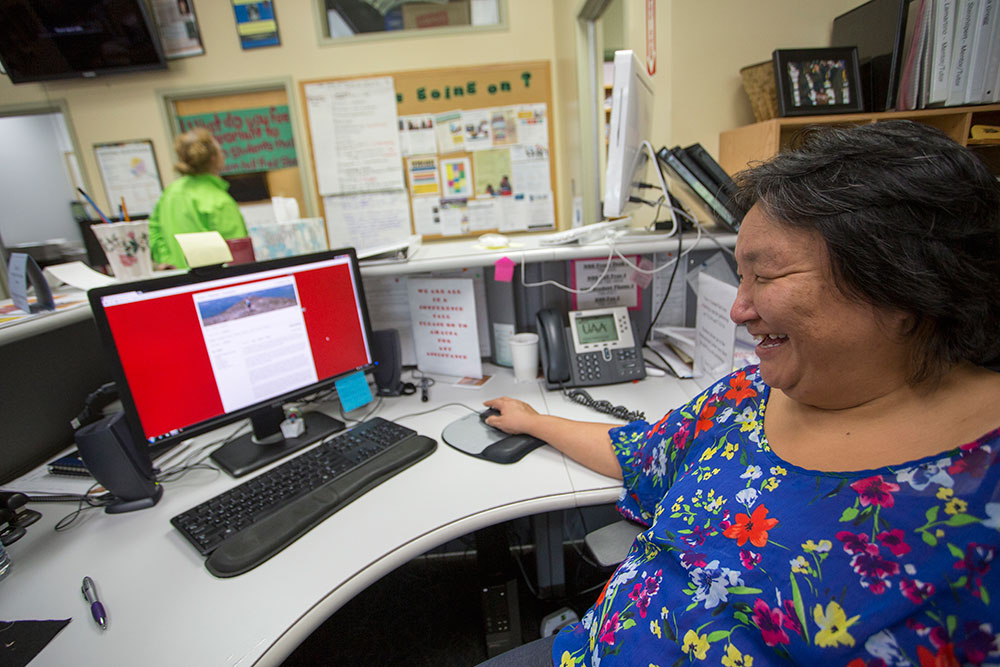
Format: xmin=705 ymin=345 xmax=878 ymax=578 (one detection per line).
xmin=371 ymin=328 xmax=405 ymax=396
xmin=75 ymin=411 xmax=163 ymax=513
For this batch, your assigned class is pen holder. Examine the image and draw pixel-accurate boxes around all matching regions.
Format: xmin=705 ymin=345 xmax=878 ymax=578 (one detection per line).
xmin=91 ymin=221 xmax=152 ymax=282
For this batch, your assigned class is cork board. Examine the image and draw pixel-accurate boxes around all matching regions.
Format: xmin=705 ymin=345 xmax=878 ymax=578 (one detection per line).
xmin=300 ymin=60 xmax=557 ymax=241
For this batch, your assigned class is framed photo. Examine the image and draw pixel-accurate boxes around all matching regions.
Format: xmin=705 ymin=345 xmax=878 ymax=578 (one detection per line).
xmin=772 ymin=47 xmax=864 ymax=117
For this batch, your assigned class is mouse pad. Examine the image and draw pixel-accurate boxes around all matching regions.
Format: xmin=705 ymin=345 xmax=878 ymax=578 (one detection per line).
xmin=442 ymin=414 xmax=543 ymax=463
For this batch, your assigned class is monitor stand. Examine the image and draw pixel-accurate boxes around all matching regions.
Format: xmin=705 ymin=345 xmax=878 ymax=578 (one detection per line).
xmin=210 ymin=407 xmax=345 ymax=478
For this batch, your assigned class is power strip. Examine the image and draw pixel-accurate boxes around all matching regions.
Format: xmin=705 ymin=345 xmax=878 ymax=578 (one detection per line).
xmin=481 ymin=578 xmax=521 ymax=656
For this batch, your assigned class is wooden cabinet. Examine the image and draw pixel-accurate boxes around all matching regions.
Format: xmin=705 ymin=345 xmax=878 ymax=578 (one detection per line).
xmin=719 ymin=103 xmax=1000 ymax=176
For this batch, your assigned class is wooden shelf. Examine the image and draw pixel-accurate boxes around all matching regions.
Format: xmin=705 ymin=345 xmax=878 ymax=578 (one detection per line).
xmin=719 ymin=103 xmax=1000 ymax=176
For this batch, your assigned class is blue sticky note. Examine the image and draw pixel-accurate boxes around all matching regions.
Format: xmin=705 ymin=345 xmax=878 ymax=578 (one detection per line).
xmin=335 ymin=371 xmax=374 ymax=412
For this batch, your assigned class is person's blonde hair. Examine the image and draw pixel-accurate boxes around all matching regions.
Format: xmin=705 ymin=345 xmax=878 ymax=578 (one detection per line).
xmin=174 ymin=128 xmax=220 ymax=175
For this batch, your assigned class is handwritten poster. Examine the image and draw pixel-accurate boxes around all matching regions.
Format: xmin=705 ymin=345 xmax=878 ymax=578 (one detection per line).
xmin=305 ymin=77 xmax=404 ymax=196
xmin=177 ymin=105 xmax=297 ymax=174
xmin=407 ymin=277 xmax=482 ymax=378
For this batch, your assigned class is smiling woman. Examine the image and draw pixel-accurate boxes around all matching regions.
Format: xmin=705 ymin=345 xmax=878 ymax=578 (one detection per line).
xmin=475 ymin=121 xmax=1000 ymax=667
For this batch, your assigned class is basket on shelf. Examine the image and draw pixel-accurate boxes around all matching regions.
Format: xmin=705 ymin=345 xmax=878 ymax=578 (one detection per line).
xmin=740 ymin=60 xmax=779 ymax=122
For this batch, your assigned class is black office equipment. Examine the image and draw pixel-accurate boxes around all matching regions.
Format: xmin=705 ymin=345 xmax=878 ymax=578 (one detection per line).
xmin=75 ymin=411 xmax=163 ymax=513
xmin=0 ymin=0 xmax=168 ymax=84
xmin=88 ymin=248 xmax=378 ymax=479
xmin=171 ymin=418 xmax=436 ymax=577
xmin=371 ymin=329 xmax=406 ymax=396
xmin=831 ymin=0 xmax=910 ymax=111
xmin=537 ymin=307 xmax=645 ymax=389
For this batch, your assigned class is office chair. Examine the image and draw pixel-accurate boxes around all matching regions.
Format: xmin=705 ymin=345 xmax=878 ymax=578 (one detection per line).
xmin=583 ymin=519 xmax=645 ymax=568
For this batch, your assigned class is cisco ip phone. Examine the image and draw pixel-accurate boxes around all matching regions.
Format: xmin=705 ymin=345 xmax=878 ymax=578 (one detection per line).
xmin=536 ymin=307 xmax=646 ymax=389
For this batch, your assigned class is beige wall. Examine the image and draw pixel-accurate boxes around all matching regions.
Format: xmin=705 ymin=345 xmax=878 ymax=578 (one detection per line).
xmin=0 ymin=1 xmax=859 ymax=232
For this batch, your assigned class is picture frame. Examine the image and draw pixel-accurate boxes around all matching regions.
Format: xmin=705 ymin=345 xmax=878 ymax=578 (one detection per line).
xmin=772 ymin=47 xmax=864 ymax=117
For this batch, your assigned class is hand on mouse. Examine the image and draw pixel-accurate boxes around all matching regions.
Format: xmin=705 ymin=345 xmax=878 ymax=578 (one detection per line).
xmin=481 ymin=397 xmax=540 ymax=435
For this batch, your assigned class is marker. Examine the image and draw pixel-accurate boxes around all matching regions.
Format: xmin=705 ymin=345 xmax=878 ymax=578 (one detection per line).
xmin=76 ymin=188 xmax=112 ymax=224
xmin=81 ymin=576 xmax=108 ymax=630
xmin=120 ymin=197 xmax=130 ymax=221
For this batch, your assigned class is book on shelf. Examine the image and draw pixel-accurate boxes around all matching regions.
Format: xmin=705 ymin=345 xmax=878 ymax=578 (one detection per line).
xmin=656 ymin=146 xmax=740 ymax=233
xmin=945 ymin=0 xmax=980 ymax=106
xmin=897 ymin=0 xmax=933 ymax=111
xmin=964 ymin=0 xmax=998 ymax=103
xmin=929 ymin=0 xmax=957 ymax=104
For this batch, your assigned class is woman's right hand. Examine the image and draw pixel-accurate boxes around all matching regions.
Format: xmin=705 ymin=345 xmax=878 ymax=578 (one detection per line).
xmin=482 ymin=396 xmax=540 ymax=435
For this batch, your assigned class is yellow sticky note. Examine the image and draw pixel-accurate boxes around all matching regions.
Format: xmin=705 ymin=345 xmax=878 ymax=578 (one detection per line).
xmin=174 ymin=232 xmax=234 ymax=268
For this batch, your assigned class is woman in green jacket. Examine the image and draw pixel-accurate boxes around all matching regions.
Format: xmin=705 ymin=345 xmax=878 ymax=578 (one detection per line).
xmin=149 ymin=128 xmax=248 ymax=268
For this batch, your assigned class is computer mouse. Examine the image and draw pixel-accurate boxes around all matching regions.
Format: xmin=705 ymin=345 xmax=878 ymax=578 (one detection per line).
xmin=479 ymin=407 xmax=501 ymax=425
xmin=480 ymin=434 xmax=545 ymax=464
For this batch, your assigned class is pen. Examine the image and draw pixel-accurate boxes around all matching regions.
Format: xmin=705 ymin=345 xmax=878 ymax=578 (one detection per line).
xmin=421 ymin=377 xmax=429 ymax=402
xmin=120 ymin=196 xmax=130 ymax=221
xmin=81 ymin=576 xmax=108 ymax=630
xmin=76 ymin=187 xmax=112 ymax=224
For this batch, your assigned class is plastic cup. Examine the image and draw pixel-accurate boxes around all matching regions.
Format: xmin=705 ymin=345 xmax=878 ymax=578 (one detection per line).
xmin=90 ymin=221 xmax=152 ymax=281
xmin=510 ymin=332 xmax=540 ymax=382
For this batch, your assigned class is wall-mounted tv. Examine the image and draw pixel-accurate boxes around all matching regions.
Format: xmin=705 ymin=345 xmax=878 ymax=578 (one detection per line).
xmin=0 ymin=0 xmax=168 ymax=84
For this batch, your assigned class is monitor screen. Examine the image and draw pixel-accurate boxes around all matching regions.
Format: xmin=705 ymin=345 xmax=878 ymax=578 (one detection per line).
xmin=831 ymin=0 xmax=909 ymax=111
xmin=603 ymin=49 xmax=655 ymax=220
xmin=0 ymin=0 xmax=167 ymax=84
xmin=88 ymin=249 xmax=375 ymax=473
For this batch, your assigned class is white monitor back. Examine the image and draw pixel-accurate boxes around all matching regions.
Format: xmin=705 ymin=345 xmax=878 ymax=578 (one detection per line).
xmin=603 ymin=50 xmax=654 ymax=220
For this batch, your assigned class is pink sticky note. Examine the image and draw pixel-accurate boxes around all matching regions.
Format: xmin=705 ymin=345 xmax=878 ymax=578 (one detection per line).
xmin=494 ymin=256 xmax=515 ymax=282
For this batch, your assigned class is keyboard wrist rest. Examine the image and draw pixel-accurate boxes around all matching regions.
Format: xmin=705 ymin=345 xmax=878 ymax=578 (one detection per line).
xmin=206 ymin=435 xmax=437 ymax=578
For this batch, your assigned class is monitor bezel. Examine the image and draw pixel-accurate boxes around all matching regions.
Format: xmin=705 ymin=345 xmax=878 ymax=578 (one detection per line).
xmin=603 ymin=49 xmax=655 ymax=220
xmin=87 ymin=248 xmax=376 ymax=455
xmin=0 ymin=0 xmax=168 ymax=85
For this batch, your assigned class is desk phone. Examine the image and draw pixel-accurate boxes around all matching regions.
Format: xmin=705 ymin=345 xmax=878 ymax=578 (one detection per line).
xmin=537 ymin=307 xmax=645 ymax=389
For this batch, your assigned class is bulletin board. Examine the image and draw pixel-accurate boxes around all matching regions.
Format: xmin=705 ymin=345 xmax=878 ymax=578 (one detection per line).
xmin=299 ymin=61 xmax=558 ymax=249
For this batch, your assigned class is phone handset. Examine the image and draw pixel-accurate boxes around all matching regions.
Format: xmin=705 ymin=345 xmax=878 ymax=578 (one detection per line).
xmin=537 ymin=308 xmax=571 ymax=386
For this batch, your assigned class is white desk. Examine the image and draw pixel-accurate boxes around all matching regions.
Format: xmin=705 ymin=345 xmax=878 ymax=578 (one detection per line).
xmin=0 ymin=366 xmax=701 ymax=667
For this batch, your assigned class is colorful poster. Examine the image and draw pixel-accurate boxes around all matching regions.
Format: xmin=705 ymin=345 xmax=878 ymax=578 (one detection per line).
xmin=472 ymin=149 xmax=512 ymax=197
xmin=433 ymin=110 xmax=465 ymax=153
xmin=231 ymin=0 xmax=280 ymax=49
xmin=440 ymin=157 xmax=472 ymax=199
xmin=177 ymin=105 xmax=297 ymax=174
xmin=406 ymin=157 xmax=440 ymax=197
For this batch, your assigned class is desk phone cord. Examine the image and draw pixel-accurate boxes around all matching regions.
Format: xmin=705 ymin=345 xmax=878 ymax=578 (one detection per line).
xmin=561 ymin=387 xmax=645 ymax=423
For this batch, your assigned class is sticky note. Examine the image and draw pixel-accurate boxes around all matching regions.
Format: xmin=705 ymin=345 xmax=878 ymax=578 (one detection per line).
xmin=494 ymin=256 xmax=515 ymax=282
xmin=335 ymin=371 xmax=374 ymax=412
xmin=175 ymin=231 xmax=234 ymax=267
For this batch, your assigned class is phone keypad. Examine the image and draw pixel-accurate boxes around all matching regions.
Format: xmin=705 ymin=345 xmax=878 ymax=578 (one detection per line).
xmin=575 ymin=347 xmax=641 ymax=384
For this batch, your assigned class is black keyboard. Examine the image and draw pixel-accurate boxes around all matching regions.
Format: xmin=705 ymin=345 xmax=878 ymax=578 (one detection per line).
xmin=171 ymin=417 xmax=436 ymax=578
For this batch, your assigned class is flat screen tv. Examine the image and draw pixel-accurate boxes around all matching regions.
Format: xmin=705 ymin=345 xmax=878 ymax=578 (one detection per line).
xmin=0 ymin=0 xmax=167 ymax=84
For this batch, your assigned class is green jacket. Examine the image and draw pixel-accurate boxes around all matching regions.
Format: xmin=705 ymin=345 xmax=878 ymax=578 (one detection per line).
xmin=148 ymin=174 xmax=248 ymax=268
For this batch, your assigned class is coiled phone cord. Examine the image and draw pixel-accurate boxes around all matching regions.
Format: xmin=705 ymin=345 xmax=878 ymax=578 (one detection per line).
xmin=562 ymin=388 xmax=645 ymax=423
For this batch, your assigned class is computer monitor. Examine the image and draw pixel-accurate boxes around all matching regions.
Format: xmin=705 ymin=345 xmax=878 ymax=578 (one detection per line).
xmin=603 ymin=49 xmax=655 ymax=220
xmin=88 ymin=248 xmax=376 ymax=477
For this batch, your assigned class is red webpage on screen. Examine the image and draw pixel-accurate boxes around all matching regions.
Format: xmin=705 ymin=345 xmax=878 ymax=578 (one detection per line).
xmin=103 ymin=261 xmax=368 ymax=442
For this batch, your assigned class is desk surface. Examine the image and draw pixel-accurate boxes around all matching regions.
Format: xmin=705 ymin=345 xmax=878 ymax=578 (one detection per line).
xmin=0 ymin=366 xmax=700 ymax=667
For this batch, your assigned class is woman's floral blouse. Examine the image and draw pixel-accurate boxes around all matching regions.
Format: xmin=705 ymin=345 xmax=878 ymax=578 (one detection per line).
xmin=553 ymin=365 xmax=1000 ymax=666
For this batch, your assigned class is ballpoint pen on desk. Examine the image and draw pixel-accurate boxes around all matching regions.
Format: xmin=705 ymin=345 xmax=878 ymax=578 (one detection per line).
xmin=81 ymin=576 xmax=108 ymax=631
xmin=76 ymin=187 xmax=112 ymax=224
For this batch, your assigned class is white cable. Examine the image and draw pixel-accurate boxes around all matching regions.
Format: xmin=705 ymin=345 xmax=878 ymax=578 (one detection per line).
xmin=518 ymin=245 xmax=616 ymax=294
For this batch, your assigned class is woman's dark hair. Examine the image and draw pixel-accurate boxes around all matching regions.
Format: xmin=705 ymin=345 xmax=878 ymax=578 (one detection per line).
xmin=733 ymin=120 xmax=1000 ymax=384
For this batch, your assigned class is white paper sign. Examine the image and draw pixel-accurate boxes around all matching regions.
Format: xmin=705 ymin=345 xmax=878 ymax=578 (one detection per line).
xmin=571 ymin=256 xmax=641 ymax=310
xmin=407 ymin=277 xmax=482 ymax=378
xmin=693 ymin=272 xmax=738 ymax=389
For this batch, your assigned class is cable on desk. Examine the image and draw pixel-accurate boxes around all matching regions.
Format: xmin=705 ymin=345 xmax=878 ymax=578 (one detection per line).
xmin=561 ymin=388 xmax=645 ymax=423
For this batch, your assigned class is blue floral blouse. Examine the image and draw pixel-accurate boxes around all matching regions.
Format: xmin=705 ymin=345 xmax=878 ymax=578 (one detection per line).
xmin=552 ymin=365 xmax=1000 ymax=666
